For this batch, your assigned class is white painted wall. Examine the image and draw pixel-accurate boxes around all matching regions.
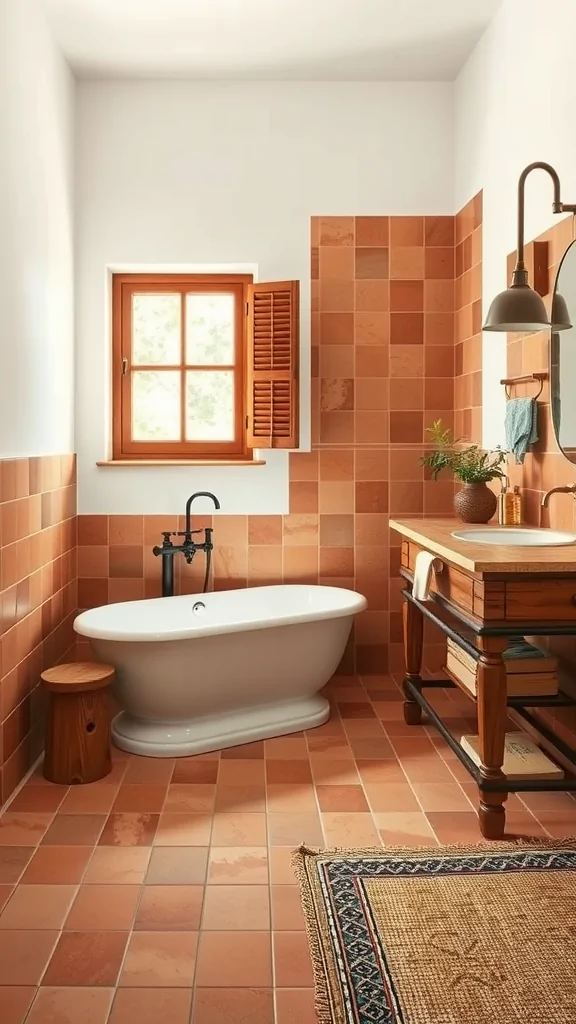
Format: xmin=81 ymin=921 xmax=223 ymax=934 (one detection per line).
xmin=455 ymin=0 xmax=576 ymax=450
xmin=75 ymin=80 xmax=454 ymax=514
xmin=0 ymin=0 xmax=75 ymax=457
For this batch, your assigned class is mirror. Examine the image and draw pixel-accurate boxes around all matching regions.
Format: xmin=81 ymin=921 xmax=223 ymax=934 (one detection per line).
xmin=551 ymin=239 xmax=576 ymax=463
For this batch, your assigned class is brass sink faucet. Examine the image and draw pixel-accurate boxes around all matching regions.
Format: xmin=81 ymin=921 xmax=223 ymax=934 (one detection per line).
xmin=541 ymin=484 xmax=576 ymax=508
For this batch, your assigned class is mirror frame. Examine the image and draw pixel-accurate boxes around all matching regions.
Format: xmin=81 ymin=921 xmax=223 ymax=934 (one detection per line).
xmin=551 ymin=238 xmax=576 ymax=464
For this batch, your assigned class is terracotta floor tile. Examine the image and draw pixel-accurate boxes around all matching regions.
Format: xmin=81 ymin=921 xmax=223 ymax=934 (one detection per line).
xmin=268 ymin=813 xmax=324 ymax=847
xmin=65 ymin=885 xmax=140 ymax=930
xmin=375 ymin=812 xmax=439 ymax=847
xmin=401 ymin=756 xmax=458 ymax=784
xmin=310 ymin=760 xmax=360 ymax=785
xmin=316 ymin=785 xmax=369 ymax=812
xmin=84 ymin=847 xmax=151 ymax=884
xmin=171 ymin=760 xmax=219 ymax=784
xmin=221 ymin=741 xmax=265 ymax=760
xmin=98 ymin=813 xmax=159 ymax=847
xmin=356 ymin=760 xmax=406 ymax=785
xmin=192 ymin=987 xmax=274 ymax=1024
xmin=269 ymin=847 xmax=297 ymax=885
xmin=349 ymin=737 xmax=396 ymax=760
xmin=0 ymin=884 xmax=13 ymax=911
xmin=342 ymin=719 xmax=387 ymax=737
xmin=266 ymin=785 xmax=317 ymax=813
xmin=264 ymin=737 xmax=309 ymax=759
xmin=58 ymin=786 xmax=118 ymax=815
xmin=271 ymin=885 xmax=305 ymax=930
xmin=374 ymin=702 xmax=409 ymax=722
xmin=321 ymin=812 xmax=381 ymax=848
xmin=123 ymin=757 xmax=175 ymax=784
xmin=390 ymin=736 xmax=437 ymax=758
xmin=337 ymin=702 xmax=376 ymax=720
xmin=154 ymin=813 xmax=213 ymax=846
xmin=109 ymin=988 xmax=192 ymax=1024
xmin=43 ymin=931 xmax=129 ymax=987
xmin=207 ymin=847 xmax=268 ymax=885
xmin=0 ymin=884 xmax=76 ymax=929
xmin=195 ymin=931 xmax=272 ymax=987
xmin=306 ymin=736 xmax=353 ymax=759
xmin=135 ymin=885 xmax=203 ymax=930
xmin=0 ymin=848 xmax=33 ymax=882
xmin=27 ymin=987 xmax=114 ymax=1024
xmin=202 ymin=884 xmax=270 ymax=929
xmin=0 ymin=930 xmax=58 ymax=984
xmin=211 ymin=812 xmax=267 ymax=846
xmin=146 ymin=846 xmax=208 ymax=885
xmin=504 ymin=812 xmax=547 ymax=838
xmin=215 ymin=784 xmax=266 ymax=812
xmin=217 ymin=761 xmax=265 ymax=786
xmin=265 ymin=761 xmax=312 ymax=784
xmin=0 ymin=986 xmax=36 ymax=1024
xmin=535 ymin=811 xmax=576 ymax=837
xmin=9 ymin=786 xmax=68 ymax=813
xmin=411 ymin=782 xmax=473 ymax=812
xmin=21 ymin=846 xmax=92 ymax=884
xmin=275 ymin=988 xmax=317 ymax=1024
xmin=42 ymin=815 xmax=106 ymax=846
xmin=304 ymin=720 xmax=346 ymax=738
xmin=520 ymin=791 xmax=576 ymax=814
xmin=426 ymin=812 xmax=485 ymax=845
xmin=0 ymin=813 xmax=54 ymax=846
xmin=273 ymin=932 xmax=314 ymax=987
xmin=165 ymin=784 xmax=216 ymax=813
xmin=112 ymin=785 xmax=167 ymax=813
xmin=363 ymin=783 xmax=420 ymax=813
xmin=119 ymin=931 xmax=198 ymax=987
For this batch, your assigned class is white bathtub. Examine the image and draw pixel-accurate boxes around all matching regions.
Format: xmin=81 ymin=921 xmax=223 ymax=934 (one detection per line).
xmin=74 ymin=584 xmax=367 ymax=757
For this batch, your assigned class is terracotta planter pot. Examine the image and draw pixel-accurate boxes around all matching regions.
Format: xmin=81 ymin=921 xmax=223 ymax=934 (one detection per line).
xmin=453 ymin=482 xmax=497 ymax=524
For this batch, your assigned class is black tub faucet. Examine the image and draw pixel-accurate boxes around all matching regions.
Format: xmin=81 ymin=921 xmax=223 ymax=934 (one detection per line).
xmin=184 ymin=491 xmax=221 ymax=541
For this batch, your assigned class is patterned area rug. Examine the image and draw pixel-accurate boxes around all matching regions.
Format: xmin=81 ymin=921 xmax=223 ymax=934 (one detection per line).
xmin=292 ymin=840 xmax=576 ymax=1024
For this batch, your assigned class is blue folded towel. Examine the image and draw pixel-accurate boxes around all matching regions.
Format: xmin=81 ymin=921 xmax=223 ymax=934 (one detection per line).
xmin=505 ymin=397 xmax=538 ymax=464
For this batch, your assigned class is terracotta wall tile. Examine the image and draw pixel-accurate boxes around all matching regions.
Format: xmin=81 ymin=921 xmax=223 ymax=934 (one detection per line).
xmin=0 ymin=455 xmax=77 ymax=805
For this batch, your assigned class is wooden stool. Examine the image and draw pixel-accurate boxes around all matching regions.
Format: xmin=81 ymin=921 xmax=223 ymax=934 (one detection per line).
xmin=41 ymin=662 xmax=115 ymax=785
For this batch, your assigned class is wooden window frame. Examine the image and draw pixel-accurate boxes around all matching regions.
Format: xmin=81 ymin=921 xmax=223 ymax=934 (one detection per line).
xmin=112 ymin=273 xmax=252 ymax=462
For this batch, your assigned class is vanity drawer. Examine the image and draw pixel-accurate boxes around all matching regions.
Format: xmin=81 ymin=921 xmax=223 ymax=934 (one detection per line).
xmin=404 ymin=542 xmax=475 ymax=614
xmin=506 ymin=580 xmax=576 ymax=620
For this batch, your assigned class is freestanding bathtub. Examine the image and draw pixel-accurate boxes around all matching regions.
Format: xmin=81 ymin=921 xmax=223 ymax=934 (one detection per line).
xmin=74 ymin=584 xmax=367 ymax=757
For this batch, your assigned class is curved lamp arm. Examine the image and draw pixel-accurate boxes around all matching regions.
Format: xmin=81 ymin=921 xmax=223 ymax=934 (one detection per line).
xmin=516 ymin=162 xmax=576 ymax=274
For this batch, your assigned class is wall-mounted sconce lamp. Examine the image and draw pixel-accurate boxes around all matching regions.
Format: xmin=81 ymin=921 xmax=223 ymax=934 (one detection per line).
xmin=483 ymin=161 xmax=575 ymax=333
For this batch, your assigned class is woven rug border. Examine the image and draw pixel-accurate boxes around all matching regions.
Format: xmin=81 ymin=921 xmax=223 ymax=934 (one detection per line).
xmin=291 ymin=838 xmax=576 ymax=1024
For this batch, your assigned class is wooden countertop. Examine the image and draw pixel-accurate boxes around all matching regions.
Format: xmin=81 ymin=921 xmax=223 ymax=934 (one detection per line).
xmin=389 ymin=518 xmax=576 ymax=575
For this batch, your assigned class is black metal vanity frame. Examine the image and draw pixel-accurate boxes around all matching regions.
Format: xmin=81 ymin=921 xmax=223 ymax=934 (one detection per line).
xmin=401 ymin=581 xmax=576 ymax=795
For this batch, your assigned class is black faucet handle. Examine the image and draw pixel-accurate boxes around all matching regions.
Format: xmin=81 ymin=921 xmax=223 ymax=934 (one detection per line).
xmin=161 ymin=531 xmax=175 ymax=545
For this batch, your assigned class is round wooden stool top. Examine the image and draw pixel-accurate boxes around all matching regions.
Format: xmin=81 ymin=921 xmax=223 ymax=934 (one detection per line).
xmin=41 ymin=662 xmax=115 ymax=694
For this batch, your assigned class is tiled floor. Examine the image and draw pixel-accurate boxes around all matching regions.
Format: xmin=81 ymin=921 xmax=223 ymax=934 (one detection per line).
xmin=1 ymin=674 xmax=576 ymax=1023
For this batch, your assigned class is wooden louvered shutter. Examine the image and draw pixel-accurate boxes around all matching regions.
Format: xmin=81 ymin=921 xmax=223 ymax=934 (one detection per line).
xmin=246 ymin=280 xmax=299 ymax=449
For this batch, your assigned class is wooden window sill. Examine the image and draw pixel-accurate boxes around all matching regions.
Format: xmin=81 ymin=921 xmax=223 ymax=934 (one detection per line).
xmin=96 ymin=459 xmax=267 ymax=467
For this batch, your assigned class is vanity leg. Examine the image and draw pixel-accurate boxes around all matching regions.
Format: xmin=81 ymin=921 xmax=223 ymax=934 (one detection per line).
xmin=402 ymin=598 xmax=424 ymax=726
xmin=476 ymin=637 xmax=508 ymax=840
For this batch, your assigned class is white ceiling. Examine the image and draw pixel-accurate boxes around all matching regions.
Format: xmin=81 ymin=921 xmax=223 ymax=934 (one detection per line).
xmin=39 ymin=0 xmax=502 ymax=80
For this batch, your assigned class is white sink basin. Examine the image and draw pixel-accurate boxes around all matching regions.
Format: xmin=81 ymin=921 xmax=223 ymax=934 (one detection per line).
xmin=451 ymin=528 xmax=576 ymax=547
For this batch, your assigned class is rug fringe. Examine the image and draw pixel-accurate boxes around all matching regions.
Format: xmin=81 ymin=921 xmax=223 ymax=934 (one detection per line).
xmin=292 ymin=845 xmax=340 ymax=1024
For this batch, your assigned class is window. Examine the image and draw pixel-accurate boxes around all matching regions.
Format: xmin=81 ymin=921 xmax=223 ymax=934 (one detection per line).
xmin=111 ymin=273 xmax=299 ymax=461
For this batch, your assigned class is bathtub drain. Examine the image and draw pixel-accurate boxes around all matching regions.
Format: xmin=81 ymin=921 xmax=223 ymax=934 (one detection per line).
xmin=192 ymin=601 xmax=206 ymax=614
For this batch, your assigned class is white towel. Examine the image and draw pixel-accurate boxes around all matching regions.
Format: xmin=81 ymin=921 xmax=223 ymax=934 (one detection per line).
xmin=413 ymin=551 xmax=443 ymax=601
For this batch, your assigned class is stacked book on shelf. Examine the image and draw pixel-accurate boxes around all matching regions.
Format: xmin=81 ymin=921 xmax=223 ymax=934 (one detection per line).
xmin=446 ymin=635 xmax=559 ymax=698
xmin=460 ymin=732 xmax=564 ymax=780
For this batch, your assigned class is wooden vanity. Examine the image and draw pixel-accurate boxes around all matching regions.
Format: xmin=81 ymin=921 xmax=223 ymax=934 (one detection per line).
xmin=390 ymin=518 xmax=576 ymax=839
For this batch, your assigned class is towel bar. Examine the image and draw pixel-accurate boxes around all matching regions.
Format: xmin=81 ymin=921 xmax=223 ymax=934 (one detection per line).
xmin=500 ymin=371 xmax=548 ymax=400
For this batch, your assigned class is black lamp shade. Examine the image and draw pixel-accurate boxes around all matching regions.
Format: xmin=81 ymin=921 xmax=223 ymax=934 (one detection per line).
xmin=483 ymin=282 xmax=550 ymax=332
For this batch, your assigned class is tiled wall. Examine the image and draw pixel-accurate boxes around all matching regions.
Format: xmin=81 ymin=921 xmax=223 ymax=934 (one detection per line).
xmin=77 ymin=211 xmax=480 ymax=675
xmin=454 ymin=193 xmax=483 ymax=443
xmin=504 ymin=214 xmax=576 ymax=746
xmin=0 ymin=456 xmax=77 ymax=803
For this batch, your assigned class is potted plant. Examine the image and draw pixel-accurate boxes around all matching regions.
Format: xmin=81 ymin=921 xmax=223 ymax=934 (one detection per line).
xmin=421 ymin=420 xmax=507 ymax=523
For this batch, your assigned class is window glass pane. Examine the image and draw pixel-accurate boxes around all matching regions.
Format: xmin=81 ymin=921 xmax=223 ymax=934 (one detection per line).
xmin=186 ymin=371 xmax=234 ymax=441
xmin=132 ymin=371 xmax=180 ymax=440
xmin=132 ymin=294 xmax=180 ymax=365
xmin=186 ymin=293 xmax=234 ymax=365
